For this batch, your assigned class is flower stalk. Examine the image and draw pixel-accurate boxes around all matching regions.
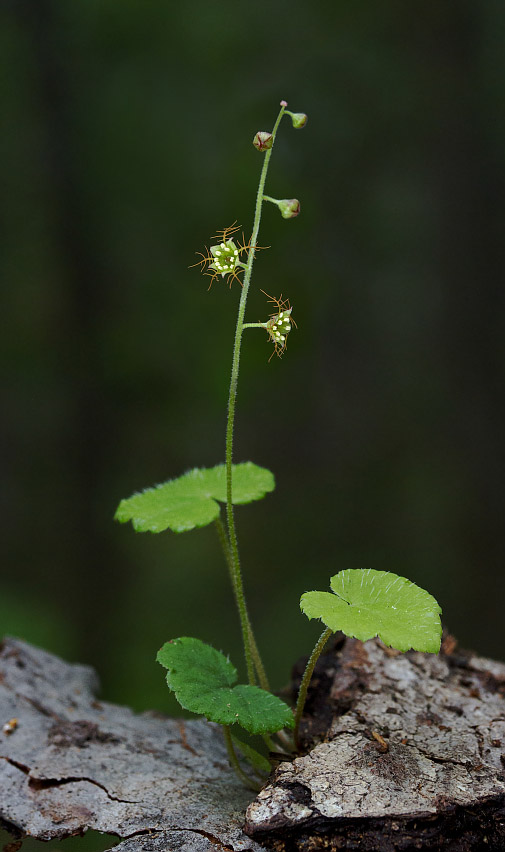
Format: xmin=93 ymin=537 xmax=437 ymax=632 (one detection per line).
xmin=224 ymin=102 xmax=288 ymax=685
xmin=214 ymin=516 xmax=269 ymax=690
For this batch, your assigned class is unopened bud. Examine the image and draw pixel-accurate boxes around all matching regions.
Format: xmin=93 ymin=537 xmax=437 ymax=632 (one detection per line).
xmin=290 ymin=112 xmax=308 ymax=129
xmin=278 ymin=198 xmax=300 ymax=219
xmin=253 ymin=131 xmax=273 ymax=152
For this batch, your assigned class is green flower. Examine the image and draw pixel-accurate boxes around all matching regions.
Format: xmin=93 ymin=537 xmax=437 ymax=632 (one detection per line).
xmin=258 ymin=292 xmax=295 ymax=359
xmin=191 ymin=223 xmax=248 ymax=289
xmin=209 ymin=239 xmax=240 ymax=277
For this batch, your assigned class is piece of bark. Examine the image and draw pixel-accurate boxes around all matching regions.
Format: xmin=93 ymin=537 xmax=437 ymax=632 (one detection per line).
xmin=245 ymin=634 xmax=505 ymax=850
xmin=0 ymin=637 xmax=265 ymax=852
xmin=2 ymin=636 xmax=505 ymax=852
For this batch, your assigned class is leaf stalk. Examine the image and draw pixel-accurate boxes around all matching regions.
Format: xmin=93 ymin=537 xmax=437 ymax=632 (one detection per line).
xmin=294 ymin=627 xmax=333 ymax=749
xmin=223 ymin=725 xmax=261 ymax=792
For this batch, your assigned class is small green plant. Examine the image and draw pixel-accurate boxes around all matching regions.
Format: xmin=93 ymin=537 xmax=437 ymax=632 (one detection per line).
xmin=115 ymin=101 xmax=442 ymax=790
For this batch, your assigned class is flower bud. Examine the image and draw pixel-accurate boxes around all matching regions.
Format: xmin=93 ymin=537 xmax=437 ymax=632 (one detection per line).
xmin=290 ymin=112 xmax=308 ymax=129
xmin=253 ymin=131 xmax=273 ymax=152
xmin=278 ymin=198 xmax=300 ymax=219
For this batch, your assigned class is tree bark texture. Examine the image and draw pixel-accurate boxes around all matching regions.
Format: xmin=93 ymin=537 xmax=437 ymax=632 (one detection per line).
xmin=245 ymin=634 xmax=505 ymax=850
xmin=0 ymin=637 xmax=264 ymax=852
xmin=1 ymin=636 xmax=504 ymax=851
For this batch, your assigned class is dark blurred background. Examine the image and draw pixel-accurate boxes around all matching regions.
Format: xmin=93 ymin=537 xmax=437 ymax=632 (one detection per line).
xmin=2 ymin=0 xmax=505 ymax=716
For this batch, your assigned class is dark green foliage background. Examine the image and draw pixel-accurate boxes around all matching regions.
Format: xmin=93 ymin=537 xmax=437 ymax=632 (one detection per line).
xmin=2 ymin=0 xmax=505 ymax=717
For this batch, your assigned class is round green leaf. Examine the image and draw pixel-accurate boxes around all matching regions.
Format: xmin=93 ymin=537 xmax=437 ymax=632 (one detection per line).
xmin=157 ymin=637 xmax=294 ymax=734
xmin=115 ymin=462 xmax=275 ymax=533
xmin=157 ymin=636 xmax=237 ymax=691
xmin=192 ymin=463 xmax=275 ymax=505
xmin=301 ymin=569 xmax=442 ymax=653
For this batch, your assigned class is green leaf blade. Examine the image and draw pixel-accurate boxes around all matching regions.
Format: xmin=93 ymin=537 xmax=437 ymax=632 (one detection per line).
xmin=200 ymin=462 xmax=275 ymax=505
xmin=157 ymin=636 xmax=237 ymax=690
xmin=301 ymin=569 xmax=442 ymax=654
xmin=157 ymin=637 xmax=293 ymax=734
xmin=115 ymin=493 xmax=220 ymax=533
xmin=300 ymin=590 xmax=352 ymax=634
xmin=230 ymin=684 xmax=294 ymax=735
xmin=115 ymin=462 xmax=275 ymax=533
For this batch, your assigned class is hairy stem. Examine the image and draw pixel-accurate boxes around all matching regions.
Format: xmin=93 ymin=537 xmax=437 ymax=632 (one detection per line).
xmin=214 ymin=517 xmax=270 ymax=690
xmin=272 ymin=727 xmax=295 ymax=751
xmin=223 ymin=726 xmax=261 ymax=792
xmin=294 ymin=627 xmax=333 ymax=749
xmin=225 ymin=103 xmax=286 ymax=685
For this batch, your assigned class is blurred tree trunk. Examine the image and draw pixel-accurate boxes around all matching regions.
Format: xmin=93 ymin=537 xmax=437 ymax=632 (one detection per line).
xmin=12 ymin=0 xmax=119 ymax=666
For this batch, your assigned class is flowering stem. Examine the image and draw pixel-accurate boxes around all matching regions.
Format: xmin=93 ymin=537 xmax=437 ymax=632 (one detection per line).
xmin=225 ymin=103 xmax=287 ymax=686
xmin=241 ymin=322 xmax=264 ymax=330
xmin=214 ymin=516 xmax=269 ymax=690
xmin=294 ymin=627 xmax=333 ymax=749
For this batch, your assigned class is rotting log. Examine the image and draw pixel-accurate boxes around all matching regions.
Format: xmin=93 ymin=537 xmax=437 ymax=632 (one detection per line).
xmin=1 ymin=636 xmax=504 ymax=852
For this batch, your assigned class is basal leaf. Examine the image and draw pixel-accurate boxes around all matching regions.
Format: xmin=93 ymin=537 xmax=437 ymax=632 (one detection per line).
xmin=157 ymin=635 xmax=237 ymax=692
xmin=115 ymin=462 xmax=275 ymax=533
xmin=157 ymin=637 xmax=294 ymax=734
xmin=301 ymin=569 xmax=442 ymax=653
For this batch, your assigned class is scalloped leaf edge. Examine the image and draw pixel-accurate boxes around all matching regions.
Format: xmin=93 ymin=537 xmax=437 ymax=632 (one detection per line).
xmin=115 ymin=461 xmax=275 ymax=534
xmin=300 ymin=569 xmax=442 ymax=654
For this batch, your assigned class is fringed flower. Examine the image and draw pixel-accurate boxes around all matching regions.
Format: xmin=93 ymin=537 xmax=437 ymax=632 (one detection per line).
xmin=259 ymin=292 xmax=296 ymax=359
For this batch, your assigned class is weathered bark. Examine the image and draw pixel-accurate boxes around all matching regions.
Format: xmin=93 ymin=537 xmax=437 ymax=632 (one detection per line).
xmin=245 ymin=634 xmax=505 ymax=850
xmin=1 ymin=635 xmax=504 ymax=852
xmin=0 ymin=637 xmax=264 ymax=852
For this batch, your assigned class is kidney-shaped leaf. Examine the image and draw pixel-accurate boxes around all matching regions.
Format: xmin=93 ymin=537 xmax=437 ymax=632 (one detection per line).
xmin=157 ymin=637 xmax=294 ymax=734
xmin=115 ymin=462 xmax=275 ymax=533
xmin=301 ymin=569 xmax=442 ymax=653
